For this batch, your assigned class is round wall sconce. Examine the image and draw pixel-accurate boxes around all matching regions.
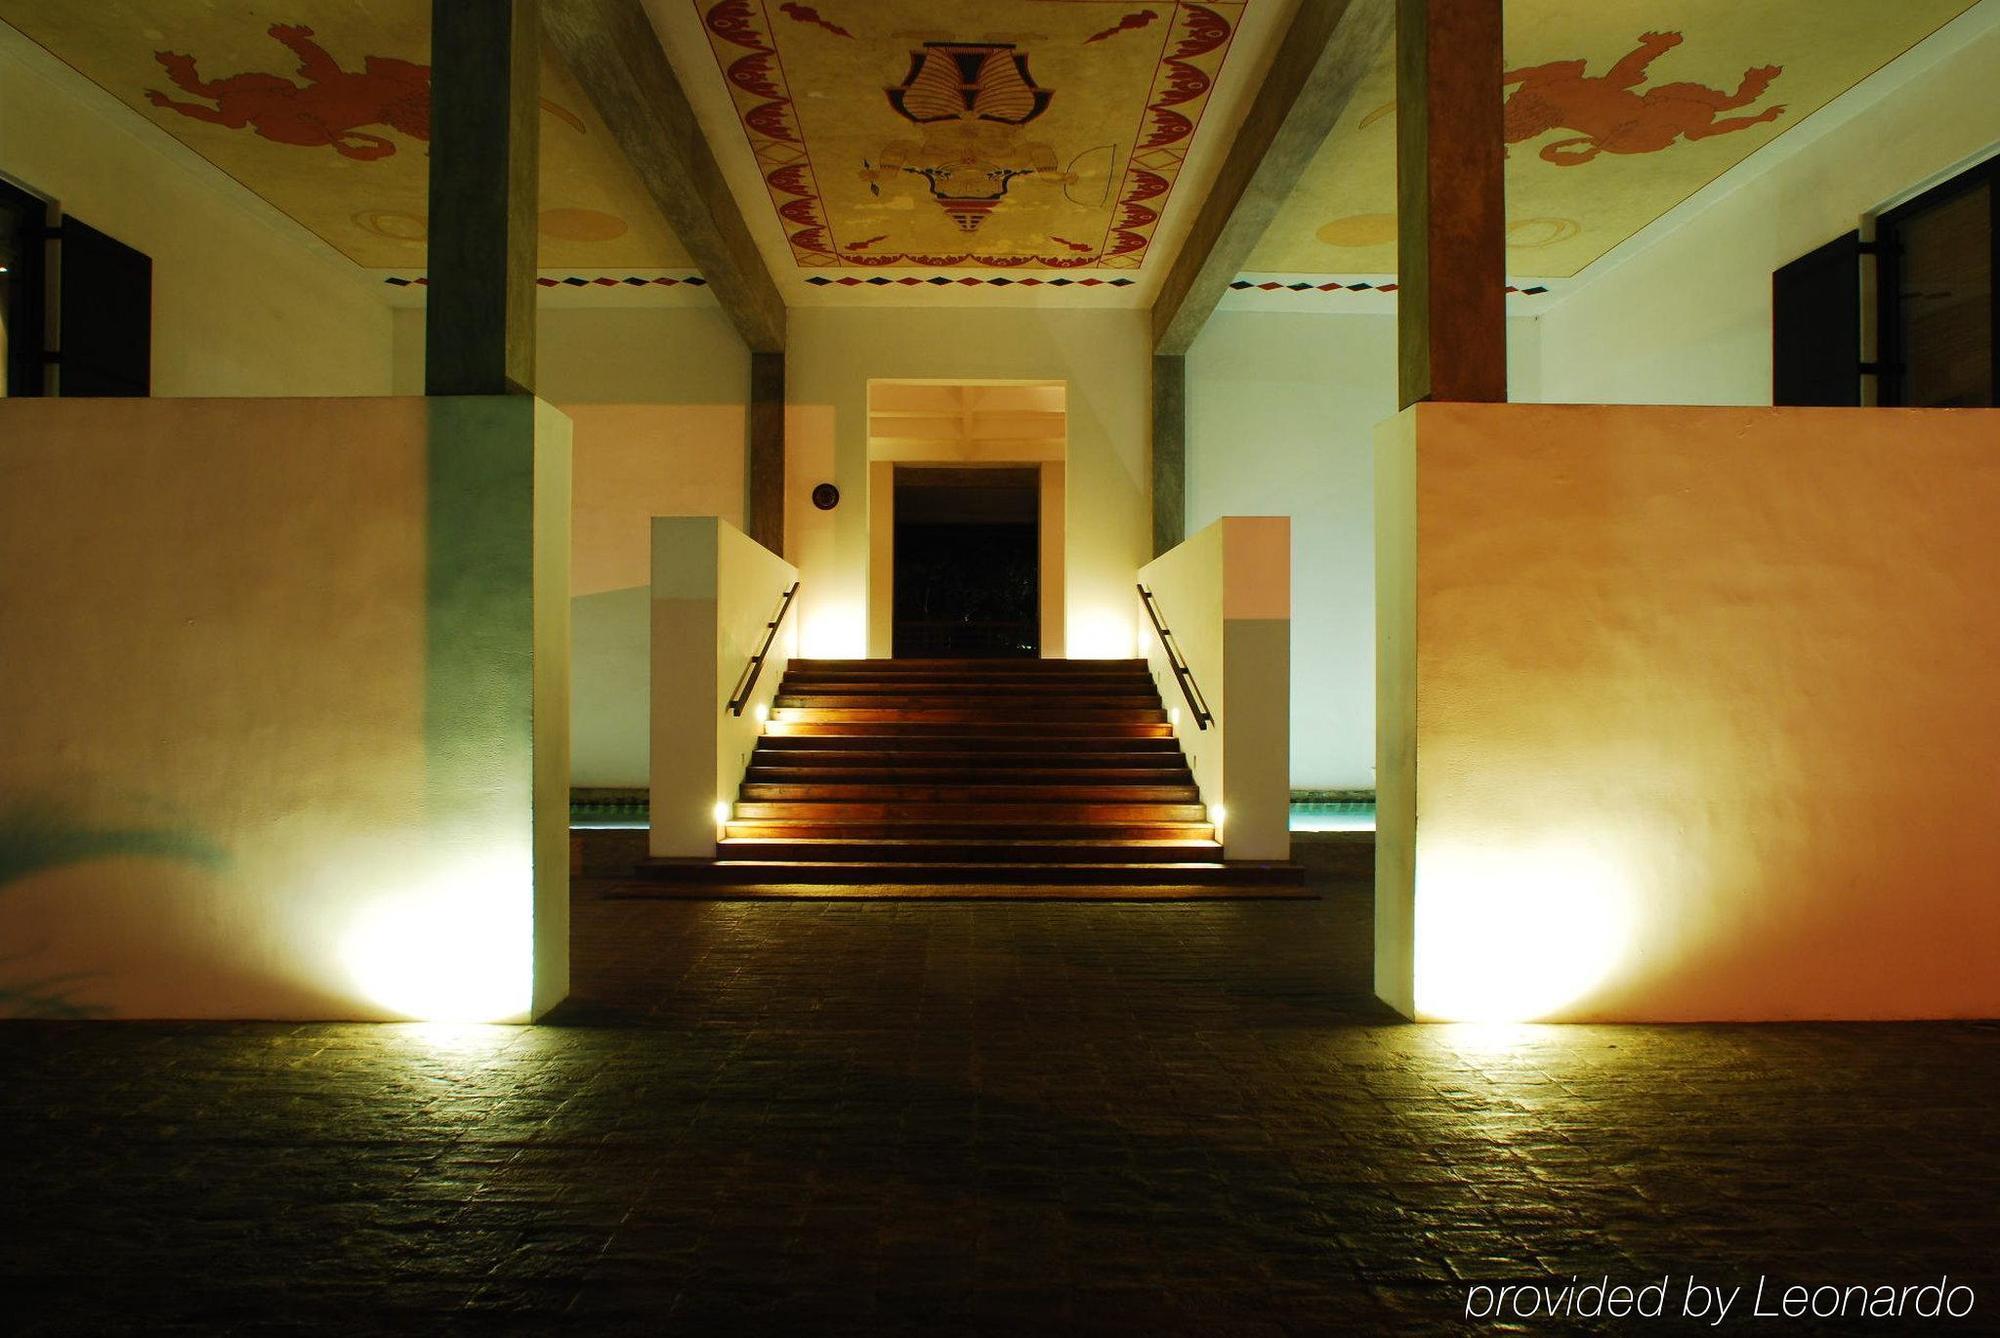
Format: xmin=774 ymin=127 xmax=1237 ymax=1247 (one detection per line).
xmin=811 ymin=483 xmax=840 ymax=511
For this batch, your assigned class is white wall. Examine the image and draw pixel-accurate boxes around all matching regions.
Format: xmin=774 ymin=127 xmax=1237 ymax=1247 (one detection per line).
xmin=787 ymin=307 xmax=1151 ymax=662
xmin=0 ymin=24 xmax=392 ymax=397
xmin=391 ymin=303 xmax=749 ymax=404
xmin=1186 ymin=310 xmax=1542 ymax=789
xmin=403 ymin=303 xmax=756 ymax=789
xmin=1538 ymin=7 xmax=2000 ymax=406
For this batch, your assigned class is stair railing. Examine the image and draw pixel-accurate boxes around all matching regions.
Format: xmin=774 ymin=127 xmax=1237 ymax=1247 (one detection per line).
xmin=727 ymin=581 xmax=800 ymax=717
xmin=1136 ymin=583 xmax=1213 ymax=731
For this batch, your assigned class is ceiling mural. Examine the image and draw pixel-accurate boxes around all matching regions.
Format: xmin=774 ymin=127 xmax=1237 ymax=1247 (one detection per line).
xmin=1247 ymin=0 xmax=1981 ymax=279
xmin=693 ymin=0 xmax=1247 ymax=269
xmin=0 ymin=0 xmax=690 ymax=269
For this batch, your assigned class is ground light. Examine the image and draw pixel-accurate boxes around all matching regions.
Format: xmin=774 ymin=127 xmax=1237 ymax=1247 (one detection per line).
xmin=340 ymin=849 xmax=534 ymax=1022
xmin=1414 ymin=835 xmax=1636 ymax=1022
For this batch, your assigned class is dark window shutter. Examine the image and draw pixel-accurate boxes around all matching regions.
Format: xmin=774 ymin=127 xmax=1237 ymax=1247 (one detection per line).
xmin=58 ymin=217 xmax=151 ymax=397
xmin=1773 ymin=232 xmax=1861 ymax=406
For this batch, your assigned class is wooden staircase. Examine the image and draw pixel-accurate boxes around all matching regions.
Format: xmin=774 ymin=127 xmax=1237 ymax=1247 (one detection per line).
xmin=629 ymin=658 xmax=1304 ymax=893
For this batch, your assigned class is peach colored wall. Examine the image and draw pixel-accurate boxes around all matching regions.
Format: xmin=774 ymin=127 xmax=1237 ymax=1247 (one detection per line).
xmin=0 ymin=397 xmax=568 ymax=1021
xmin=567 ymin=402 xmax=747 ymax=787
xmin=1377 ymin=403 xmax=2000 ymax=1022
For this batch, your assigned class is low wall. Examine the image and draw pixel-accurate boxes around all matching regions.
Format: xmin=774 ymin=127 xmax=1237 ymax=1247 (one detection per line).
xmin=568 ymin=403 xmax=747 ymax=788
xmin=1138 ymin=517 xmax=1291 ymax=860
xmin=1376 ymin=402 xmax=2000 ymax=1021
xmin=650 ymin=518 xmax=799 ymax=858
xmin=0 ymin=397 xmax=569 ymax=1022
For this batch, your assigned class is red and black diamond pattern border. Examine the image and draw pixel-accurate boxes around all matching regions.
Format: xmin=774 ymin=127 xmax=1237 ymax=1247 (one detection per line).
xmin=1229 ymin=280 xmax=1552 ymax=295
xmin=383 ymin=275 xmax=710 ymax=289
xmin=806 ymin=275 xmax=1138 ymax=289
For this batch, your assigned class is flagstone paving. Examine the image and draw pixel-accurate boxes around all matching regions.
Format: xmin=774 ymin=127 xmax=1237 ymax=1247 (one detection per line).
xmin=4 ymin=845 xmax=1994 ymax=1334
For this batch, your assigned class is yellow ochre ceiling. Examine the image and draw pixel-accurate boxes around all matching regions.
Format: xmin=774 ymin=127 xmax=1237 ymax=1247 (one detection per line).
xmin=0 ymin=0 xmax=690 ymax=269
xmin=1250 ymin=0 xmax=1979 ymax=279
xmin=689 ymin=0 xmax=1247 ymax=270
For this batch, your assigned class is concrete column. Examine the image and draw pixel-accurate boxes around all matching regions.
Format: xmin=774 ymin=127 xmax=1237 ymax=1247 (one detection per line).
xmin=425 ymin=0 xmax=540 ymax=396
xmin=748 ymin=351 xmax=786 ymax=555
xmin=1395 ymin=0 xmax=1506 ymax=408
xmin=1152 ymin=354 xmax=1186 ymax=557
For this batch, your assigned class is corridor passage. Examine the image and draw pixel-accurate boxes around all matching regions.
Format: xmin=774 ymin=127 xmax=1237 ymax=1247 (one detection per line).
xmin=4 ymin=846 xmax=1994 ymax=1334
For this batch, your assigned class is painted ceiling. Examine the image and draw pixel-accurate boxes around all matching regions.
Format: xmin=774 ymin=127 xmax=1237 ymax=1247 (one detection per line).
xmin=688 ymin=0 xmax=1248 ymax=270
xmin=0 ymin=0 xmax=1982 ymax=296
xmin=0 ymin=0 xmax=690 ymax=270
xmin=1247 ymin=0 xmax=1981 ymax=280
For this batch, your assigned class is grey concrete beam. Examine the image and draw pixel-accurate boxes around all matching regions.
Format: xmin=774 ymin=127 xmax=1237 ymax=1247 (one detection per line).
xmin=426 ymin=0 xmax=540 ymax=396
xmin=544 ymin=0 xmax=787 ymax=353
xmin=1151 ymin=0 xmax=1394 ymax=355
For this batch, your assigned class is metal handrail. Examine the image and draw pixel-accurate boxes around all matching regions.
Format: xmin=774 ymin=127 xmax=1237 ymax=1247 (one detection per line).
xmin=1136 ymin=583 xmax=1213 ymax=731
xmin=727 ymin=581 xmax=800 ymax=717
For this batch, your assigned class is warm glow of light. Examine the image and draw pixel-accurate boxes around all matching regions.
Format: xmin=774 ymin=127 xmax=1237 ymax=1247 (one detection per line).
xmin=341 ymin=852 xmax=533 ymax=1023
xmin=801 ymin=599 xmax=865 ymax=658
xmin=1414 ymin=836 xmax=1635 ymax=1023
xmin=754 ymin=703 xmax=769 ymax=723
xmin=713 ymin=800 xmax=733 ymax=825
xmin=1210 ymin=803 xmax=1226 ymax=826
xmin=1170 ymin=707 xmax=1182 ymax=728
xmin=1069 ymin=610 xmax=1138 ymax=659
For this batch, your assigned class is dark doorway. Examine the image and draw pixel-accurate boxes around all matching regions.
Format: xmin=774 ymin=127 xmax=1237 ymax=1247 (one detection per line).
xmin=893 ymin=466 xmax=1039 ymax=658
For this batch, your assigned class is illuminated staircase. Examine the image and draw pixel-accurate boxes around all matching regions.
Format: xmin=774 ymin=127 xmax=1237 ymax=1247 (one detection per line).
xmin=631 ymin=658 xmax=1304 ymax=892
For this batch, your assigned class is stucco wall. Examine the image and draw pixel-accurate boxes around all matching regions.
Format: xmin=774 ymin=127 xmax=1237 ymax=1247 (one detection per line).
xmin=1187 ymin=311 xmax=1542 ymax=789
xmin=0 ymin=396 xmax=569 ymax=1021
xmin=1537 ymin=7 xmax=2000 ymax=406
xmin=1138 ymin=517 xmax=1292 ymax=860
xmin=393 ymin=304 xmax=754 ymax=788
xmin=786 ymin=307 xmax=1151 ymax=661
xmin=1377 ymin=402 xmax=2000 ymax=1022
xmin=0 ymin=24 xmax=392 ymax=396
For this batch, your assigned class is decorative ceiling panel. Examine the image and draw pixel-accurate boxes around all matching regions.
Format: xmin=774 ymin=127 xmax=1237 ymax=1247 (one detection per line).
xmin=692 ymin=0 xmax=1248 ymax=270
xmin=0 ymin=0 xmax=691 ymax=269
xmin=1247 ymin=0 xmax=1980 ymax=280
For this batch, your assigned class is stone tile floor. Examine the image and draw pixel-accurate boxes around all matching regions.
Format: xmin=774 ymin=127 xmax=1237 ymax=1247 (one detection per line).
xmin=4 ymin=846 xmax=1997 ymax=1334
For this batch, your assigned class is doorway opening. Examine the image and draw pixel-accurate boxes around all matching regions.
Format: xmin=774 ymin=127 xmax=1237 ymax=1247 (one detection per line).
xmin=866 ymin=380 xmax=1066 ymax=658
xmin=893 ymin=466 xmax=1040 ymax=658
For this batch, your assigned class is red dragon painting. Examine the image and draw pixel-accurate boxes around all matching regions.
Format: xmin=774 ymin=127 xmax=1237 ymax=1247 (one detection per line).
xmin=1504 ymin=31 xmax=1785 ymax=165
xmin=145 ymin=24 xmax=429 ymax=161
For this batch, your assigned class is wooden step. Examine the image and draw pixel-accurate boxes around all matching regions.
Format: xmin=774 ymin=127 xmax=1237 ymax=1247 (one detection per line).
xmin=715 ymin=837 xmax=1223 ymax=863
xmin=738 ymin=783 xmax=1201 ymax=803
xmin=774 ymin=692 xmax=1164 ymax=707
xmin=724 ymin=821 xmax=1216 ymax=842
xmin=623 ymin=859 xmax=1308 ymax=890
xmin=730 ymin=800 xmax=1210 ymax=823
xmin=743 ymin=766 xmax=1195 ymax=785
xmin=787 ymin=658 xmax=1148 ymax=672
xmin=764 ymin=721 xmax=1175 ymax=738
xmin=769 ymin=707 xmax=1167 ymax=725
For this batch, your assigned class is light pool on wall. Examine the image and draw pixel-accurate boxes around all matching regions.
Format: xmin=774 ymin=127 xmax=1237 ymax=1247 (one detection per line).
xmin=1414 ymin=835 xmax=1638 ymax=1023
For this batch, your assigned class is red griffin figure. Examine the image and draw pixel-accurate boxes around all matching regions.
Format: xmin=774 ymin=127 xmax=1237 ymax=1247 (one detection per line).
xmin=861 ymin=42 xmax=1075 ymax=233
xmin=1503 ymin=31 xmax=1784 ymax=166
xmin=146 ymin=23 xmax=430 ymax=161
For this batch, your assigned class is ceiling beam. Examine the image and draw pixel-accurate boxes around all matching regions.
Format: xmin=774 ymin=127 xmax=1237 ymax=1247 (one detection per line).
xmin=1150 ymin=0 xmax=1394 ymax=355
xmin=542 ymin=0 xmax=787 ymax=352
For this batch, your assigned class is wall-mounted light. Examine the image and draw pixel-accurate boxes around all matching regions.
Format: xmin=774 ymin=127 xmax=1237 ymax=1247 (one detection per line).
xmin=754 ymin=703 xmax=769 ymax=723
xmin=1170 ymin=707 xmax=1182 ymax=729
xmin=713 ymin=800 xmax=733 ymax=827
